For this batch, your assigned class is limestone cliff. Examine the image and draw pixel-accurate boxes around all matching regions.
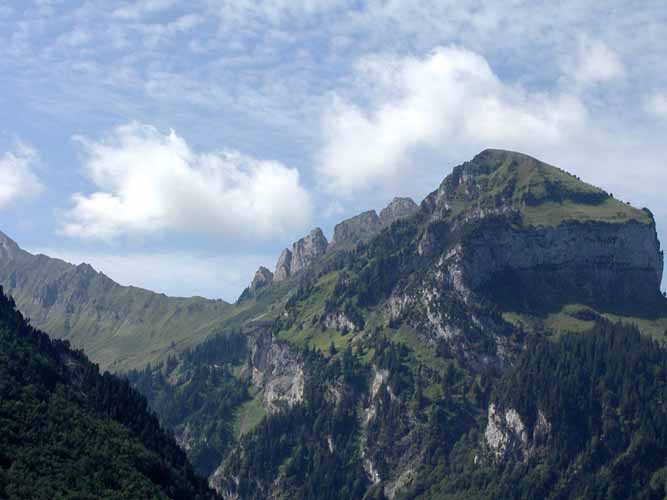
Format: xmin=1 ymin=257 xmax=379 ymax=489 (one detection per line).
xmin=273 ymin=228 xmax=328 ymax=281
xmin=389 ymin=149 xmax=663 ymax=368
xmin=250 ymin=329 xmax=305 ymax=413
xmin=250 ymin=266 xmax=273 ymax=291
xmin=291 ymin=228 xmax=328 ymax=273
xmin=482 ymin=403 xmax=550 ymax=463
xmin=379 ymin=197 xmax=419 ymax=227
xmin=274 ymin=248 xmax=293 ymax=282
xmin=331 ymin=210 xmax=380 ymax=247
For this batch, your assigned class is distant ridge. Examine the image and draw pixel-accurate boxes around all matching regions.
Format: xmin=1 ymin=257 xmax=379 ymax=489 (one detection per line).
xmin=0 ymin=230 xmax=231 ymax=372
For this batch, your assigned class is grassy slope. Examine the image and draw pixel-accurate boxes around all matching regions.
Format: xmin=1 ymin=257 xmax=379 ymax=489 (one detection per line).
xmin=504 ymin=303 xmax=667 ymax=343
xmin=0 ymin=248 xmax=232 ymax=372
xmin=446 ymin=151 xmax=652 ymax=227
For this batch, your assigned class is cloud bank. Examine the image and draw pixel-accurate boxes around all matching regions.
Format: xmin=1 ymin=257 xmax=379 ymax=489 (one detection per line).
xmin=0 ymin=144 xmax=43 ymax=209
xmin=318 ymin=46 xmax=588 ymax=194
xmin=63 ymin=122 xmax=312 ymax=241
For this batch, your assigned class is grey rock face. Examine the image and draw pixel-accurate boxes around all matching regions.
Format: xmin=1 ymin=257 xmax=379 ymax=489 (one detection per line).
xmin=291 ymin=228 xmax=328 ymax=274
xmin=330 ymin=198 xmax=418 ymax=249
xmin=250 ymin=330 xmax=304 ymax=414
xmin=273 ymin=228 xmax=329 ymax=281
xmin=250 ymin=266 xmax=273 ymax=291
xmin=379 ymin=197 xmax=419 ymax=227
xmin=459 ymin=219 xmax=664 ymax=306
xmin=332 ymin=210 xmax=380 ymax=247
xmin=483 ymin=403 xmax=550 ymax=463
xmin=274 ymin=248 xmax=293 ymax=282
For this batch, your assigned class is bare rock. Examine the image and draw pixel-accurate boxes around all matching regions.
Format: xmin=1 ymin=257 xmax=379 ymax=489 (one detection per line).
xmin=291 ymin=228 xmax=328 ymax=273
xmin=379 ymin=197 xmax=419 ymax=227
xmin=274 ymin=248 xmax=293 ymax=282
xmin=250 ymin=266 xmax=273 ymax=291
xmin=331 ymin=210 xmax=380 ymax=247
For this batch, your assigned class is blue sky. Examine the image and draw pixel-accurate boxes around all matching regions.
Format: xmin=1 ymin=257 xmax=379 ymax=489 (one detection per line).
xmin=1 ymin=0 xmax=666 ymax=300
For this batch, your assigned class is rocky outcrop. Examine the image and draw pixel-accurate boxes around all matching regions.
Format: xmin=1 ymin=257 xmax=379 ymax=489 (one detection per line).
xmin=331 ymin=210 xmax=380 ymax=247
xmin=274 ymin=228 xmax=329 ymax=280
xmin=379 ymin=197 xmax=419 ymax=227
xmin=291 ymin=228 xmax=328 ymax=273
xmin=483 ymin=403 xmax=550 ymax=463
xmin=250 ymin=331 xmax=304 ymax=413
xmin=330 ymin=198 xmax=419 ymax=249
xmin=274 ymin=248 xmax=293 ymax=282
xmin=323 ymin=311 xmax=357 ymax=333
xmin=250 ymin=266 xmax=273 ymax=292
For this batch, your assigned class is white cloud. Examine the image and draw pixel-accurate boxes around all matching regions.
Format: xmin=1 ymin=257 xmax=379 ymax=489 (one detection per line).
xmin=62 ymin=122 xmax=313 ymax=242
xmin=27 ymin=247 xmax=271 ymax=301
xmin=0 ymin=144 xmax=43 ymax=209
xmin=318 ymin=46 xmax=588 ymax=194
xmin=646 ymin=92 xmax=667 ymax=118
xmin=571 ymin=37 xmax=625 ymax=86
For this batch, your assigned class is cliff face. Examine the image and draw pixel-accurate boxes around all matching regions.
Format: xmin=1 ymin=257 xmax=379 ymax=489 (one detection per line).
xmin=250 ymin=329 xmax=305 ymax=413
xmin=273 ymin=228 xmax=328 ymax=281
xmin=250 ymin=266 xmax=273 ymax=292
xmin=458 ymin=218 xmax=663 ymax=307
xmin=274 ymin=248 xmax=293 ymax=282
xmin=379 ymin=197 xmax=419 ymax=227
xmin=419 ymin=150 xmax=663 ymax=308
xmin=331 ymin=198 xmax=419 ymax=248
xmin=291 ymin=228 xmax=328 ymax=273
xmin=389 ymin=150 xmax=663 ymax=368
xmin=332 ymin=210 xmax=380 ymax=247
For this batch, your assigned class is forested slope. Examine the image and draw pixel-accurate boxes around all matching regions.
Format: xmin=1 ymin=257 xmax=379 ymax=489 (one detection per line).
xmin=0 ymin=287 xmax=219 ymax=500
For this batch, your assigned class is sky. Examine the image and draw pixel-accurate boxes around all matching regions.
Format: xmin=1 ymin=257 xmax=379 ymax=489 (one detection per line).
xmin=1 ymin=0 xmax=666 ymax=301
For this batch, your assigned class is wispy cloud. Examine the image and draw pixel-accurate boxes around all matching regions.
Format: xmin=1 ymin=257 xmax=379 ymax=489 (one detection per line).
xmin=569 ymin=36 xmax=625 ymax=87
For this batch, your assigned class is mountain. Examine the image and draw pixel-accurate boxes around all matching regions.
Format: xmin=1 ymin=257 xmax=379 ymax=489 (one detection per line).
xmin=0 ymin=234 xmax=231 ymax=372
xmin=126 ymin=149 xmax=667 ymax=499
xmin=0 ymin=195 xmax=421 ymax=374
xmin=0 ymin=286 xmax=219 ymax=500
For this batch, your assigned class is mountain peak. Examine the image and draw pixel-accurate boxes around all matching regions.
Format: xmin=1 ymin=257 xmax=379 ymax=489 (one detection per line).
xmin=471 ymin=148 xmax=540 ymax=167
xmin=0 ymin=230 xmax=24 ymax=260
xmin=423 ymin=150 xmax=651 ymax=228
xmin=379 ymin=197 xmax=419 ymax=226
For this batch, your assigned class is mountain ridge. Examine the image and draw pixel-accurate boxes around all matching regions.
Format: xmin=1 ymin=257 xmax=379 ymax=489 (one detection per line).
xmin=0 ymin=149 xmax=662 ymax=375
xmin=0 ymin=233 xmax=232 ymax=371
